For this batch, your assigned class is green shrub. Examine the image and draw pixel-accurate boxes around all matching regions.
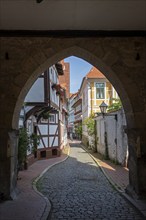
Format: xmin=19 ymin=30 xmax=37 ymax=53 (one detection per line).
xmin=107 ymin=98 xmax=122 ymax=112
xmin=75 ymin=125 xmax=82 ymax=139
xmin=18 ymin=128 xmax=29 ymax=169
xmin=83 ymin=115 xmax=95 ymax=136
xmin=30 ymin=133 xmax=40 ymax=157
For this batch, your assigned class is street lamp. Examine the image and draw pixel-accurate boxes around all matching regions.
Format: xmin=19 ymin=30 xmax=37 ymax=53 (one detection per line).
xmin=99 ymin=101 xmax=117 ymax=121
xmin=99 ymin=101 xmax=108 ymax=116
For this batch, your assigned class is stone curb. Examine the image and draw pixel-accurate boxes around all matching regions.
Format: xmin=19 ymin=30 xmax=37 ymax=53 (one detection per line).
xmin=80 ymin=144 xmax=145 ymax=218
xmin=32 ymin=146 xmax=70 ymax=220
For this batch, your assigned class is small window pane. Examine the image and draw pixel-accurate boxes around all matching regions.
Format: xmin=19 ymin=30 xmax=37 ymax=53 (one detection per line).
xmin=96 ymin=83 xmax=105 ymax=99
xmin=49 ymin=114 xmax=55 ymax=123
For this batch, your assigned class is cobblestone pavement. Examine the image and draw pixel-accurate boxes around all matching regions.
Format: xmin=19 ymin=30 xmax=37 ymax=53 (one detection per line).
xmin=38 ymin=143 xmax=144 ymax=220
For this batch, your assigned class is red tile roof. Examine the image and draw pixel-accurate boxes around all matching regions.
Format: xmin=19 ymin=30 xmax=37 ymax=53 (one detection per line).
xmin=69 ymin=92 xmax=78 ymax=98
xmin=86 ymin=67 xmax=105 ymax=79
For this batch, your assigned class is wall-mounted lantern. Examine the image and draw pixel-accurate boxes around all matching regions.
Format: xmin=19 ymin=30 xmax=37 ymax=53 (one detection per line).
xmin=99 ymin=101 xmax=108 ymax=116
xmin=99 ymin=101 xmax=117 ymax=121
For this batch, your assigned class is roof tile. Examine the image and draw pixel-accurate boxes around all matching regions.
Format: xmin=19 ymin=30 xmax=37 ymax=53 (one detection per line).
xmin=86 ymin=67 xmax=105 ymax=78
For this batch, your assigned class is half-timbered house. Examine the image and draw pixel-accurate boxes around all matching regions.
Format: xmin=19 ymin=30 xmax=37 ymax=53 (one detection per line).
xmin=20 ymin=63 xmax=68 ymax=165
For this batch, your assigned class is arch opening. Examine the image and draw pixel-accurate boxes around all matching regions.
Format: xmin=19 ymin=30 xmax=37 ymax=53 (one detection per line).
xmin=15 ymin=51 xmax=131 ymax=193
xmin=1 ymin=38 xmax=145 ymax=200
xmin=12 ymin=46 xmax=135 ymax=131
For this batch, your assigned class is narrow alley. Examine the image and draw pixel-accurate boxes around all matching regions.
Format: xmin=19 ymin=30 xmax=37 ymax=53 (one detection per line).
xmin=0 ymin=2 xmax=146 ymax=220
xmin=38 ymin=142 xmax=144 ymax=220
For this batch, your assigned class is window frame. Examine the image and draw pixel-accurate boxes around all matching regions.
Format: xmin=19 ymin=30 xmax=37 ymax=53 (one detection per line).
xmin=95 ymin=82 xmax=105 ymax=99
xmin=49 ymin=114 xmax=55 ymax=123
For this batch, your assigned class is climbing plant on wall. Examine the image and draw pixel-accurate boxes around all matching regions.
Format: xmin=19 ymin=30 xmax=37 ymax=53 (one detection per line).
xmin=30 ymin=133 xmax=40 ymax=158
xmin=83 ymin=114 xmax=98 ymax=152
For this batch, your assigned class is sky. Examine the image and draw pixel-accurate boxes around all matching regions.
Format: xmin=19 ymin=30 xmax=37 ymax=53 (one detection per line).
xmin=64 ymin=56 xmax=92 ymax=94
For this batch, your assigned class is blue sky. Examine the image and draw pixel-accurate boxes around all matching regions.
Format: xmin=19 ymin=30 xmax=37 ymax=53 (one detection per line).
xmin=64 ymin=56 xmax=92 ymax=94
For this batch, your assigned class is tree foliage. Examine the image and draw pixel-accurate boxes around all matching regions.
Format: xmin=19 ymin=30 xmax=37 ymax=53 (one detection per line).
xmin=75 ymin=125 xmax=82 ymax=136
xmin=83 ymin=114 xmax=95 ymax=136
xmin=107 ymin=98 xmax=122 ymax=112
xmin=18 ymin=128 xmax=29 ymax=166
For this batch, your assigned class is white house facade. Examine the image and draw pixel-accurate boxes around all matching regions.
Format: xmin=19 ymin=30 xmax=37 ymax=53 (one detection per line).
xmin=19 ymin=63 xmax=68 ymax=165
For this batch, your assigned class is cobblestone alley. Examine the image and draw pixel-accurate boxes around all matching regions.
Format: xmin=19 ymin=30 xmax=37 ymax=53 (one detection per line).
xmin=38 ymin=143 xmax=144 ymax=220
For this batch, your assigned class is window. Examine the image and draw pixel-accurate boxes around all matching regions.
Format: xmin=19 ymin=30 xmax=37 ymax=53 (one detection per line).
xmin=96 ymin=83 xmax=105 ymax=99
xmin=41 ymin=118 xmax=48 ymax=123
xmin=52 ymin=149 xmax=58 ymax=156
xmin=40 ymin=150 xmax=46 ymax=158
xmin=50 ymin=67 xmax=53 ymax=81
xmin=49 ymin=114 xmax=55 ymax=123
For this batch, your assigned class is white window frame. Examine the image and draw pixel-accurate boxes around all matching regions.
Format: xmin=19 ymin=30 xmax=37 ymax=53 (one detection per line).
xmin=95 ymin=82 xmax=105 ymax=99
xmin=49 ymin=114 xmax=55 ymax=123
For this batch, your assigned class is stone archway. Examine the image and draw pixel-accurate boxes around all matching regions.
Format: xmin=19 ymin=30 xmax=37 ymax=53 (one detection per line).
xmin=0 ymin=36 xmax=145 ymax=199
xmin=12 ymin=45 xmax=134 ymax=130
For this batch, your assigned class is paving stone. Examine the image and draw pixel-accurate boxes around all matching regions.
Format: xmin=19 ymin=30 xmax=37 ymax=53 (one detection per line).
xmin=38 ymin=143 xmax=145 ymax=220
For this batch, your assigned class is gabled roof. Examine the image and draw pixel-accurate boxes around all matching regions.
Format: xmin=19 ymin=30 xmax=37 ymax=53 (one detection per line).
xmin=86 ymin=67 xmax=105 ymax=79
xmin=69 ymin=92 xmax=78 ymax=99
xmin=79 ymin=67 xmax=106 ymax=95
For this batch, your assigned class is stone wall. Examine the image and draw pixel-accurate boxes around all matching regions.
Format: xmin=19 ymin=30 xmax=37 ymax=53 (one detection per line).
xmin=0 ymin=36 xmax=146 ymax=198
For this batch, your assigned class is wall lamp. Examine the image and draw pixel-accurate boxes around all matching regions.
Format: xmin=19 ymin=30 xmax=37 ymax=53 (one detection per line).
xmin=99 ymin=101 xmax=117 ymax=121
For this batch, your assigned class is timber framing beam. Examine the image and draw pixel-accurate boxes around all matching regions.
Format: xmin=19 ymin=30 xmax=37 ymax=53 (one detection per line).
xmin=0 ymin=30 xmax=146 ymax=38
